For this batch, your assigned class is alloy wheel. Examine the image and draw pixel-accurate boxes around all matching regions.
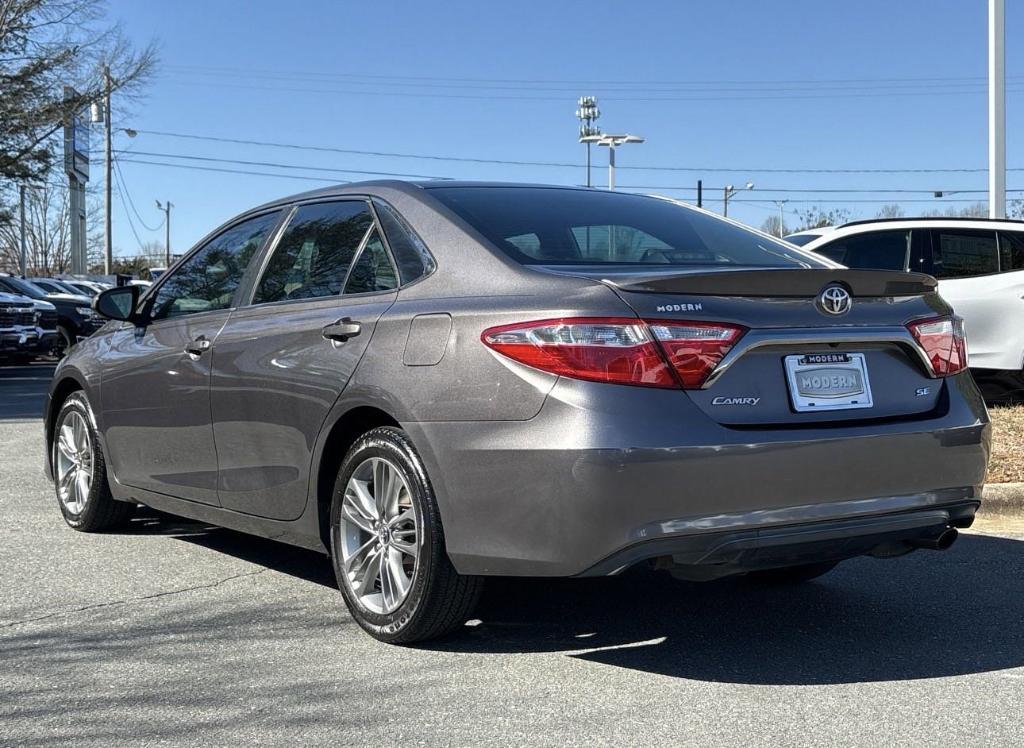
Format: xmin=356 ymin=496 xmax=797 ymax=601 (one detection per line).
xmin=55 ymin=411 xmax=94 ymax=515
xmin=338 ymin=457 xmax=419 ymax=614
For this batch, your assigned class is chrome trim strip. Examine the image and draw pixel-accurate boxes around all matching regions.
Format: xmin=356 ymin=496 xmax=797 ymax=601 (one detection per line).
xmin=702 ymin=326 xmax=936 ymax=388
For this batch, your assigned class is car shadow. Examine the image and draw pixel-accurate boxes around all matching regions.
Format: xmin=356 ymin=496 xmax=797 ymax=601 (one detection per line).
xmin=133 ymin=512 xmax=1024 ymax=686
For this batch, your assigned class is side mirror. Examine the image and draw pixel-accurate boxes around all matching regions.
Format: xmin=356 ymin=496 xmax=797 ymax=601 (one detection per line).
xmin=93 ymin=285 xmax=141 ymax=322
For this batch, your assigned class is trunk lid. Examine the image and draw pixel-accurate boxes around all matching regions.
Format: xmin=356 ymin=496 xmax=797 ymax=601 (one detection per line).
xmin=535 ymin=265 xmax=948 ymax=427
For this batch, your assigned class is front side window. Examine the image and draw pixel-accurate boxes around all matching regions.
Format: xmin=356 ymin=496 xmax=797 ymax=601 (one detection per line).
xmin=427 ymin=186 xmax=825 ymax=268
xmin=253 ymin=201 xmax=373 ymax=304
xmin=150 ymin=211 xmax=280 ymax=320
xmin=814 ymin=230 xmax=910 ymax=271
xmin=932 ymin=230 xmax=998 ymax=279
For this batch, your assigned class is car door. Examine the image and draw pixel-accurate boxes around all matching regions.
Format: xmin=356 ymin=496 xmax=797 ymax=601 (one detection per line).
xmin=210 ymin=199 xmax=399 ymax=520
xmin=925 ymin=227 xmax=1007 ymax=369
xmin=99 ymin=210 xmax=282 ymax=504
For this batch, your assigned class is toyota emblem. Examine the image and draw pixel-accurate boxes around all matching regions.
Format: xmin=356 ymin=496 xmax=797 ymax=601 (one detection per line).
xmin=818 ymin=285 xmax=852 ymax=315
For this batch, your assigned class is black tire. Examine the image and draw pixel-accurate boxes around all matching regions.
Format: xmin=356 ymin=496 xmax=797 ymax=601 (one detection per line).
xmin=329 ymin=426 xmax=483 ymax=644
xmin=52 ymin=391 xmax=135 ymax=532
xmin=746 ymin=561 xmax=839 ymax=585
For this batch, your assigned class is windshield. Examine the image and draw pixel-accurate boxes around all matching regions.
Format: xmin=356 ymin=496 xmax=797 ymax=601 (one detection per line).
xmin=428 ymin=187 xmax=828 ymax=268
xmin=0 ymin=276 xmax=46 ymax=299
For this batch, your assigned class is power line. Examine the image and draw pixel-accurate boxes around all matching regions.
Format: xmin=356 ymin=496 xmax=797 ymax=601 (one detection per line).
xmin=111 ymin=166 xmax=149 ymax=252
xmin=112 ymin=155 xmax=165 ymax=232
xmin=113 ymin=149 xmax=452 ymax=180
xmin=115 ymin=157 xmax=348 ymax=183
xmin=132 ymin=128 xmax=1024 ymax=174
xmin=160 ymin=76 xmax=1024 ymax=103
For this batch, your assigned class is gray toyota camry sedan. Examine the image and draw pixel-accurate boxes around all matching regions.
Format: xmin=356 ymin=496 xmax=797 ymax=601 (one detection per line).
xmin=45 ymin=182 xmax=989 ymax=643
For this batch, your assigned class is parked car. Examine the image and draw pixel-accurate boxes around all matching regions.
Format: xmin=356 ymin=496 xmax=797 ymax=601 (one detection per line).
xmin=58 ymin=279 xmax=110 ymax=297
xmin=0 ymin=274 xmax=104 ymax=355
xmin=46 ymin=182 xmax=988 ymax=643
xmin=0 ymin=291 xmax=39 ymax=361
xmin=29 ymin=277 xmax=91 ymax=299
xmin=784 ymin=226 xmax=835 ymax=246
xmin=801 ymin=217 xmax=1024 ymax=378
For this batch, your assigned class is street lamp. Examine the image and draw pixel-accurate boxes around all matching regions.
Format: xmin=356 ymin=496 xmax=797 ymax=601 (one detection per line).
xmin=723 ymin=181 xmax=754 ymax=217
xmin=576 ymin=97 xmax=601 ymax=188
xmin=155 ymin=200 xmax=173 ymax=268
xmin=773 ymin=199 xmax=789 ymax=237
xmin=579 ymin=133 xmax=645 ymax=191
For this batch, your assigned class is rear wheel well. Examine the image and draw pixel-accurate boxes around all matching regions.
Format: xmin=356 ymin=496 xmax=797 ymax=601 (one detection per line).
xmin=316 ymin=406 xmax=400 ymax=548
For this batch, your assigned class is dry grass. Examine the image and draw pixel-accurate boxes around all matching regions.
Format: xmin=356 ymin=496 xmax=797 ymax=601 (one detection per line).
xmin=987 ymin=404 xmax=1024 ymax=484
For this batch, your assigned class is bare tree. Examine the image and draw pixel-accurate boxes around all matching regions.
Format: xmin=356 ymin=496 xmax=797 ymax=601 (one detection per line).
xmin=875 ymin=204 xmax=905 ymax=219
xmin=0 ymin=172 xmax=102 ymax=273
xmin=0 ymin=0 xmax=157 ymax=202
xmin=760 ymin=215 xmax=790 ymax=237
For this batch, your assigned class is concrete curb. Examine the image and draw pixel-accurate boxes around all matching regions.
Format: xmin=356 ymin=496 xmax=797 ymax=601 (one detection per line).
xmin=981 ymin=483 xmax=1024 ymax=515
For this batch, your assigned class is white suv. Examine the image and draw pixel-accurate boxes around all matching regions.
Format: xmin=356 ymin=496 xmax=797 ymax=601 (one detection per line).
xmin=803 ymin=218 xmax=1024 ymax=374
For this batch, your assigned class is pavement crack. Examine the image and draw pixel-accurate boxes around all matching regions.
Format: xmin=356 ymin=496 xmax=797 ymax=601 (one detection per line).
xmin=0 ymin=568 xmax=270 ymax=629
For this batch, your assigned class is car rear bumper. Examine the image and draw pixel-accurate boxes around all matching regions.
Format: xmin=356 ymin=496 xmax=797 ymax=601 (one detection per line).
xmin=406 ymin=372 xmax=990 ymax=577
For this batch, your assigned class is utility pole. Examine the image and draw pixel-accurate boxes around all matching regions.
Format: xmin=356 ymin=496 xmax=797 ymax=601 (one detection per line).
xmin=103 ymin=65 xmax=113 ymax=275
xmin=156 ymin=200 xmax=172 ymax=267
xmin=773 ymin=200 xmax=789 ymax=237
xmin=697 ymin=179 xmax=703 ymax=208
xmin=989 ymin=0 xmax=1006 ymax=218
xmin=19 ymin=184 xmax=27 ymax=276
xmin=576 ymin=97 xmax=601 ymax=188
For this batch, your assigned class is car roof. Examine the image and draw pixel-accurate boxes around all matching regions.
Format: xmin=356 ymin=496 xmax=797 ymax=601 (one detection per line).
xmin=838 ymin=216 xmax=1024 ymax=229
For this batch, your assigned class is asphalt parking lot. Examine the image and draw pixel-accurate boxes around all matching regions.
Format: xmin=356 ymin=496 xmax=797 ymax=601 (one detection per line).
xmin=2 ymin=361 xmax=1023 ymax=746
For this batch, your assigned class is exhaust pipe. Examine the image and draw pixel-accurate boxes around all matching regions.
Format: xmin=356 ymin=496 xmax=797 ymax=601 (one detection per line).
xmin=908 ymin=528 xmax=959 ymax=551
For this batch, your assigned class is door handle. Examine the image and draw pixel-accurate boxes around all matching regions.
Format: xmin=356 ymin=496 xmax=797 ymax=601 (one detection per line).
xmin=322 ymin=318 xmax=362 ymax=343
xmin=185 ymin=336 xmax=212 ymax=357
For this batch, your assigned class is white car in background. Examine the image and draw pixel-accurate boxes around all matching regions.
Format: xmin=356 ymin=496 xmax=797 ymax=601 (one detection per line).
xmin=784 ymin=226 xmax=836 ymax=246
xmin=802 ymin=218 xmax=1024 ymax=377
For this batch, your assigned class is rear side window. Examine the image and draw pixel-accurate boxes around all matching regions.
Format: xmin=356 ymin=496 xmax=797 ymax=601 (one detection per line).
xmin=999 ymin=232 xmax=1024 ymax=272
xmin=253 ymin=201 xmax=373 ymax=304
xmin=931 ymin=229 xmax=998 ymax=278
xmin=427 ymin=187 xmax=824 ymax=268
xmin=814 ymin=230 xmax=910 ymax=271
xmin=344 ymin=228 xmax=398 ymax=294
xmin=373 ymin=200 xmax=436 ymax=284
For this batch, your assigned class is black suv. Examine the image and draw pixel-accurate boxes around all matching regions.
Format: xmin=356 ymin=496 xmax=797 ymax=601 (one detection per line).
xmin=0 ymin=274 xmax=103 ymax=354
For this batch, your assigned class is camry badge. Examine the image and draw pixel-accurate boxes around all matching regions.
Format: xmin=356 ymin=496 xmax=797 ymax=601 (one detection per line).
xmin=818 ymin=285 xmax=852 ymax=316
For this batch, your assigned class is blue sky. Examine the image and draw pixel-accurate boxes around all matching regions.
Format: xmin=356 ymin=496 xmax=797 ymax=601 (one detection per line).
xmin=99 ymin=0 xmax=1021 ymax=256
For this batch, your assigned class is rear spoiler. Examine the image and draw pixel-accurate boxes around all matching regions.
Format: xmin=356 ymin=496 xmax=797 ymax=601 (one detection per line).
xmin=604 ymin=268 xmax=937 ymax=297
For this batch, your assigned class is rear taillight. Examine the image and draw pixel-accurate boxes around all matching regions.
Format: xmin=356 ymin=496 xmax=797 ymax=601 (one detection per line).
xmin=907 ymin=316 xmax=967 ymax=377
xmin=481 ymin=317 xmax=746 ymax=389
xmin=645 ymin=320 xmax=746 ymax=388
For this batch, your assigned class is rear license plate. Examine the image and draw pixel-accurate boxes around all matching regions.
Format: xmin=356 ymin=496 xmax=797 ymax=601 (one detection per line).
xmin=784 ymin=352 xmax=873 ymax=412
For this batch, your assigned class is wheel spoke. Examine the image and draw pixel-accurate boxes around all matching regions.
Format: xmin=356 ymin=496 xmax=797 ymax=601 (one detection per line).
xmin=349 ymin=479 xmax=378 ymax=521
xmin=355 ymin=547 xmax=382 ymax=596
xmin=76 ymin=470 xmax=91 ymax=503
xmin=388 ymin=507 xmax=414 ymax=529
xmin=58 ymin=427 xmax=76 ymax=461
xmin=373 ymin=459 xmax=392 ymax=519
xmin=343 ymin=537 xmax=376 ymax=573
xmin=387 ymin=548 xmax=410 ymax=597
xmin=391 ymin=537 xmax=417 ymax=557
xmin=342 ymin=497 xmax=375 ymax=534
xmin=58 ymin=465 xmax=76 ymax=496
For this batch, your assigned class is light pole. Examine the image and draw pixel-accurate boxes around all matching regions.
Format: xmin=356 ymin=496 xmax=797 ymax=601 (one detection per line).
xmin=580 ymin=133 xmax=645 ymax=191
xmin=989 ymin=0 xmax=1006 ymax=218
xmin=93 ymin=65 xmax=138 ymax=277
xmin=773 ymin=199 xmax=788 ymax=237
xmin=155 ymin=200 xmax=172 ymax=268
xmin=723 ymin=182 xmax=754 ymax=217
xmin=19 ymin=184 xmax=27 ymax=276
xmin=576 ymin=97 xmax=601 ymax=188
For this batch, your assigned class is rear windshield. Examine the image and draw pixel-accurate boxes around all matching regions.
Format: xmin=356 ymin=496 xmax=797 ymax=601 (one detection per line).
xmin=428 ymin=187 xmax=827 ymax=268
xmin=784 ymin=233 xmax=819 ymax=247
